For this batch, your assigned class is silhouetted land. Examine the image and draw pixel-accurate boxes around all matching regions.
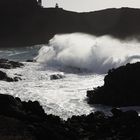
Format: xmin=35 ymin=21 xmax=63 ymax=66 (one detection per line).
xmin=1 ymin=0 xmax=140 ymax=47
xmin=87 ymin=62 xmax=140 ymax=106
xmin=0 ymin=93 xmax=140 ymax=140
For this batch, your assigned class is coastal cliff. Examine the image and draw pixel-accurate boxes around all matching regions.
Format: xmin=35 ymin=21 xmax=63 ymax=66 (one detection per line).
xmin=87 ymin=62 xmax=140 ymax=106
xmin=1 ymin=1 xmax=140 ymax=47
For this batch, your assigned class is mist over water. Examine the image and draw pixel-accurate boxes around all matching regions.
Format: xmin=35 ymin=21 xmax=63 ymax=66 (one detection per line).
xmin=36 ymin=33 xmax=140 ymax=73
xmin=1 ymin=33 xmax=140 ymax=119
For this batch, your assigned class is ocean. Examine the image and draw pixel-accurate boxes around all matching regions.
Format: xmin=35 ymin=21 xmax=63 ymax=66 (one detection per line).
xmin=1 ymin=33 xmax=140 ymax=119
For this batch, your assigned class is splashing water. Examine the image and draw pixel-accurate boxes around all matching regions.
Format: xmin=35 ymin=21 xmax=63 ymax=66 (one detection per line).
xmin=35 ymin=33 xmax=140 ymax=73
xmin=1 ymin=33 xmax=140 ymax=119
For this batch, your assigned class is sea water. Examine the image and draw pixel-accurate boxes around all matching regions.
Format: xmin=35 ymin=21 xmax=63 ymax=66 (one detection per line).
xmin=1 ymin=33 xmax=140 ymax=119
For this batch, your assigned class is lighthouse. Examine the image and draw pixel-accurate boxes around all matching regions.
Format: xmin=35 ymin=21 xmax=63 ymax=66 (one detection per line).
xmin=55 ymin=3 xmax=59 ymax=9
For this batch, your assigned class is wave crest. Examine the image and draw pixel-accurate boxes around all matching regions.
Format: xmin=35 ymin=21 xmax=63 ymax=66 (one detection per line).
xmin=35 ymin=33 xmax=140 ymax=73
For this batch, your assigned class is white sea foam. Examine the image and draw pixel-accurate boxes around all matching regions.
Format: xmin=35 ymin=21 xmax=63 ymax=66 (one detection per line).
xmin=1 ymin=33 xmax=140 ymax=119
xmin=35 ymin=33 xmax=140 ymax=73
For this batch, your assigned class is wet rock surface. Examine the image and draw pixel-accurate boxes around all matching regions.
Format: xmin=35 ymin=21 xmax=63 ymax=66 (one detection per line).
xmin=0 ymin=59 xmax=23 ymax=82
xmin=26 ymin=59 xmax=35 ymax=62
xmin=0 ymin=70 xmax=21 ymax=82
xmin=50 ymin=74 xmax=65 ymax=80
xmin=0 ymin=59 xmax=24 ymax=69
xmin=87 ymin=62 xmax=140 ymax=106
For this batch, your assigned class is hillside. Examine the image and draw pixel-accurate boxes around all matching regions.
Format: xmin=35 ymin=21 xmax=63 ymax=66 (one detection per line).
xmin=1 ymin=6 xmax=140 ymax=47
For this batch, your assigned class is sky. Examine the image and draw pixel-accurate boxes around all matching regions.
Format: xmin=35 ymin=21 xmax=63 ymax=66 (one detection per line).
xmin=42 ymin=0 xmax=140 ymax=12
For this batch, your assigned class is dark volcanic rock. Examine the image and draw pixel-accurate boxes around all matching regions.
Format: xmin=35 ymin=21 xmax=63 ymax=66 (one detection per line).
xmin=50 ymin=74 xmax=65 ymax=80
xmin=0 ymin=59 xmax=23 ymax=82
xmin=87 ymin=62 xmax=140 ymax=106
xmin=0 ymin=70 xmax=21 ymax=82
xmin=0 ymin=59 xmax=24 ymax=69
xmin=66 ymin=109 xmax=140 ymax=140
xmin=26 ymin=59 xmax=34 ymax=62
xmin=0 ymin=115 xmax=35 ymax=140
xmin=0 ymin=94 xmax=75 ymax=140
xmin=0 ymin=70 xmax=8 ymax=80
xmin=0 ymin=70 xmax=14 ymax=82
xmin=0 ymin=94 xmax=140 ymax=139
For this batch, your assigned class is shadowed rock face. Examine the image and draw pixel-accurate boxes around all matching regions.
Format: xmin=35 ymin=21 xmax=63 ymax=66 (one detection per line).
xmin=87 ymin=62 xmax=140 ymax=106
xmin=50 ymin=74 xmax=65 ymax=80
xmin=0 ymin=59 xmax=24 ymax=69
xmin=0 ymin=59 xmax=23 ymax=82
xmin=0 ymin=70 xmax=21 ymax=82
xmin=0 ymin=94 xmax=140 ymax=140
xmin=0 ymin=94 xmax=74 ymax=140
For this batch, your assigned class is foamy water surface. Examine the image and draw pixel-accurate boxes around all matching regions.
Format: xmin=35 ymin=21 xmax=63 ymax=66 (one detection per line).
xmin=1 ymin=33 xmax=140 ymax=119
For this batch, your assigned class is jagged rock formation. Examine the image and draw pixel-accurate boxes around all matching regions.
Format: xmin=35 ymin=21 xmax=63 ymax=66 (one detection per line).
xmin=0 ymin=59 xmax=23 ymax=82
xmin=0 ymin=70 xmax=21 ymax=82
xmin=0 ymin=59 xmax=24 ymax=69
xmin=0 ymin=94 xmax=140 ymax=140
xmin=87 ymin=62 xmax=140 ymax=106
xmin=50 ymin=74 xmax=65 ymax=80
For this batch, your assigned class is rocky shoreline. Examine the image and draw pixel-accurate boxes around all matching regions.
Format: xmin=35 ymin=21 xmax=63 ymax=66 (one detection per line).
xmin=0 ymin=59 xmax=23 ymax=82
xmin=0 ymin=93 xmax=140 ymax=140
xmin=87 ymin=62 xmax=140 ymax=106
xmin=0 ymin=59 xmax=140 ymax=139
xmin=0 ymin=59 xmax=24 ymax=69
xmin=1 ymin=4 xmax=140 ymax=47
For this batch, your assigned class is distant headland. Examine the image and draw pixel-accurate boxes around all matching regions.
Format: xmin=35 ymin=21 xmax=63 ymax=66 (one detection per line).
xmin=0 ymin=0 xmax=140 ymax=47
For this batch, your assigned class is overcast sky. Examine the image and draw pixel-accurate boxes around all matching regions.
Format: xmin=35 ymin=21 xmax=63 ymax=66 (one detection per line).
xmin=42 ymin=0 xmax=140 ymax=12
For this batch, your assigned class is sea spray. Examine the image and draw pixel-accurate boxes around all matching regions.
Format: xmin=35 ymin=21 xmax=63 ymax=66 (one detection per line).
xmin=35 ymin=33 xmax=140 ymax=73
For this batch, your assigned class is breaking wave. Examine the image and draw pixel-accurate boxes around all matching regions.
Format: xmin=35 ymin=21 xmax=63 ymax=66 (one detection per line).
xmin=35 ymin=33 xmax=140 ymax=73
